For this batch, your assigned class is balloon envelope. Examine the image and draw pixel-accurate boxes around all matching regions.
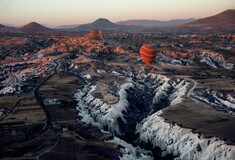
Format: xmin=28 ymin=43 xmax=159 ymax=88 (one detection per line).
xmin=139 ymin=44 xmax=157 ymax=68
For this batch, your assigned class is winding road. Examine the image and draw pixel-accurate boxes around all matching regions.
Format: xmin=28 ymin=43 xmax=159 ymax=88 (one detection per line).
xmin=186 ymin=78 xmax=215 ymax=110
xmin=31 ymin=60 xmax=59 ymax=138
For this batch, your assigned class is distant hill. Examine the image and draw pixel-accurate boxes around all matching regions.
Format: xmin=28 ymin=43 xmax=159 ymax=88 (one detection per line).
xmin=183 ymin=9 xmax=235 ymax=31
xmin=78 ymin=18 xmax=118 ymax=30
xmin=117 ymin=18 xmax=195 ymax=27
xmin=18 ymin=22 xmax=53 ymax=33
xmin=0 ymin=24 xmax=16 ymax=32
xmin=76 ymin=18 xmax=143 ymax=31
xmin=2 ymin=23 xmax=20 ymax=27
xmin=57 ymin=24 xmax=80 ymax=29
xmin=0 ymin=24 xmax=4 ymax=28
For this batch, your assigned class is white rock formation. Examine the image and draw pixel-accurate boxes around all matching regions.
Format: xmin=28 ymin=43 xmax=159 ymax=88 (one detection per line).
xmin=74 ymin=81 xmax=134 ymax=135
xmin=107 ymin=137 xmax=153 ymax=160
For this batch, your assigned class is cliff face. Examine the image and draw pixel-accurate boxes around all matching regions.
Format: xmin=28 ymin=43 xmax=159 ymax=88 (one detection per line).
xmin=137 ymin=110 xmax=235 ymax=160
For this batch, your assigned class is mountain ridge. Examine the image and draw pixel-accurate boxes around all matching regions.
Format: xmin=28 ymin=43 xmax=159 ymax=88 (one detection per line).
xmin=75 ymin=18 xmax=143 ymax=31
xmin=117 ymin=18 xmax=196 ymax=27
xmin=2 ymin=9 xmax=234 ymax=33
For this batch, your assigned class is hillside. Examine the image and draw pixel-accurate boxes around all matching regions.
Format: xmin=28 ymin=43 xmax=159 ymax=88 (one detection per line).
xmin=184 ymin=9 xmax=235 ymax=31
xmin=0 ymin=24 xmax=16 ymax=32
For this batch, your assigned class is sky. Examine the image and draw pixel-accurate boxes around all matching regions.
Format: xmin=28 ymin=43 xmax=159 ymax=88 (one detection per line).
xmin=0 ymin=0 xmax=234 ymax=26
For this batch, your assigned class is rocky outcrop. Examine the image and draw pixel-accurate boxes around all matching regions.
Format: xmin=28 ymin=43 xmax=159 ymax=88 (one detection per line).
xmin=87 ymin=29 xmax=104 ymax=40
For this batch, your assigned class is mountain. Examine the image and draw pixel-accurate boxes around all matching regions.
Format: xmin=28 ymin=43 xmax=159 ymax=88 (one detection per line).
xmin=78 ymin=18 xmax=118 ymax=30
xmin=117 ymin=18 xmax=195 ymax=27
xmin=76 ymin=18 xmax=143 ymax=31
xmin=18 ymin=22 xmax=53 ymax=33
xmin=184 ymin=9 xmax=235 ymax=31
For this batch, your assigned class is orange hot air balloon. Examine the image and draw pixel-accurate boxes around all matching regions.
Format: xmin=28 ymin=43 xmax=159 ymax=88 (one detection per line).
xmin=139 ymin=44 xmax=158 ymax=68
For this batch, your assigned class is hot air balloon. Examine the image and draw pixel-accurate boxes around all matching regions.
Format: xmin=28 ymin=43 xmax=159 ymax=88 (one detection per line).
xmin=139 ymin=44 xmax=157 ymax=68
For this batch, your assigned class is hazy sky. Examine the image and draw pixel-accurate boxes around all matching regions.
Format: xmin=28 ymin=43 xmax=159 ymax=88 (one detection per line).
xmin=0 ymin=0 xmax=234 ymax=26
